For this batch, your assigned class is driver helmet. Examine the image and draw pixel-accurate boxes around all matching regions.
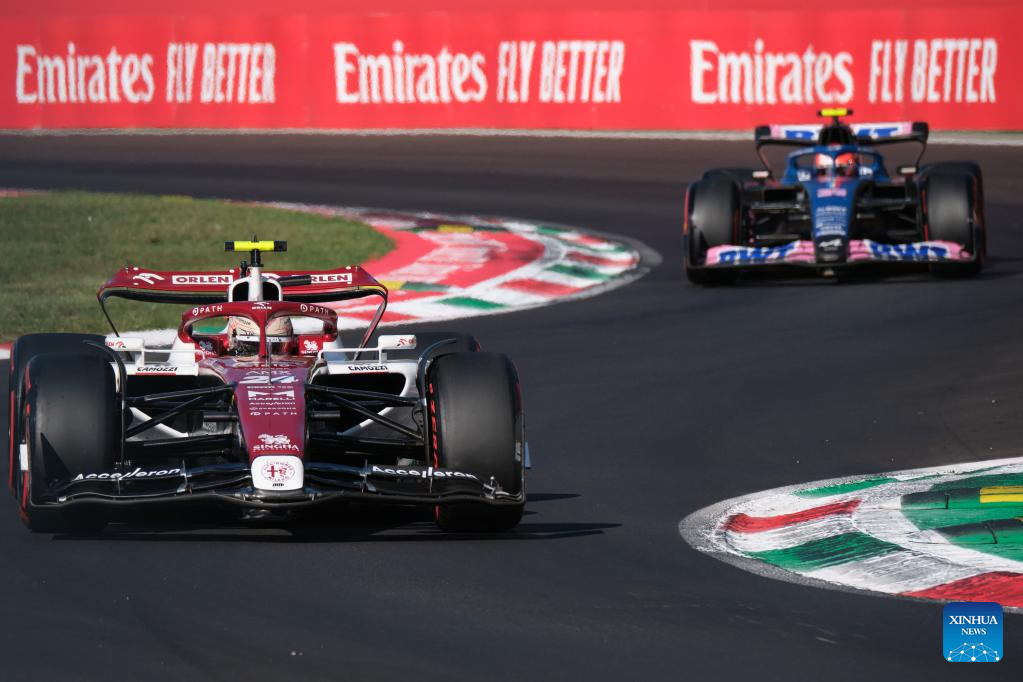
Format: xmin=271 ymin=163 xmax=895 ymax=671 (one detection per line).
xmin=226 ymin=315 xmax=295 ymax=356
xmin=814 ymin=153 xmax=834 ymax=177
xmin=835 ymin=152 xmax=858 ymax=177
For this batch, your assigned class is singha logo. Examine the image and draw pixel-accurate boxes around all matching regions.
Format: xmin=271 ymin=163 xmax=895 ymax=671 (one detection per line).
xmin=258 ymin=434 xmax=292 ymax=447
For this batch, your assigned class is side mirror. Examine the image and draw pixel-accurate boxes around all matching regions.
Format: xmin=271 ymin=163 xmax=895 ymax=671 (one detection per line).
xmin=897 ymin=164 xmax=917 ymax=176
xmin=378 ymin=334 xmax=416 ymax=351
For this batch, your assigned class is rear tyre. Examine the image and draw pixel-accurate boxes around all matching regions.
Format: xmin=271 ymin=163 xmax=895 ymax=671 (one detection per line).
xmin=20 ymin=353 xmax=117 ymax=533
xmin=685 ymin=177 xmax=741 ymax=285
xmin=7 ymin=333 xmax=104 ymax=497
xmin=924 ymin=173 xmax=983 ymax=277
xmin=430 ymin=352 xmax=524 ymax=532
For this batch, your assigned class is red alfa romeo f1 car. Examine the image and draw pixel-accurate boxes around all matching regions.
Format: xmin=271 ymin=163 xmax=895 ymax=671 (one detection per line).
xmin=7 ymin=241 xmax=527 ymax=533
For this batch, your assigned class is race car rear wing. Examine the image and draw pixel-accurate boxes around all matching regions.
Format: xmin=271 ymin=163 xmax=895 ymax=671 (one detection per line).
xmin=754 ymin=119 xmax=928 ymax=171
xmin=754 ymin=121 xmax=929 ymax=147
xmin=97 ymin=265 xmax=389 ymax=347
xmin=98 ymin=265 xmax=386 ymax=305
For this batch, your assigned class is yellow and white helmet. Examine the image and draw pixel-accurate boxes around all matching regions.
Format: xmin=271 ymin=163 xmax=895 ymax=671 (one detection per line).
xmin=226 ymin=315 xmax=295 ymax=355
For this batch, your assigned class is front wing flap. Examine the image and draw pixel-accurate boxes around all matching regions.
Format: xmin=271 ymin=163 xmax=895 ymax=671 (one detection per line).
xmin=701 ymin=239 xmax=974 ymax=268
xmin=36 ymin=461 xmax=522 ymax=510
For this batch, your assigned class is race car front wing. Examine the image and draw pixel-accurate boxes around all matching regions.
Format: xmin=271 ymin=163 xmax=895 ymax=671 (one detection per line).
xmin=35 ymin=460 xmax=523 ymax=511
xmin=702 ymin=239 xmax=974 ymax=268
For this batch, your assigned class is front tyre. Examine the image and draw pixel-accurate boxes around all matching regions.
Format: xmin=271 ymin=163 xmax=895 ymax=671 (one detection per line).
xmin=925 ymin=173 xmax=983 ymax=277
xmin=429 ymin=352 xmax=524 ymax=532
xmin=684 ymin=177 xmax=741 ymax=285
xmin=20 ymin=353 xmax=118 ymax=533
xmin=7 ymin=333 xmax=104 ymax=497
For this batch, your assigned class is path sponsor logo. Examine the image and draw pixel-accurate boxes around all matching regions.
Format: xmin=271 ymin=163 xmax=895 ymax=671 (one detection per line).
xmin=944 ymin=602 xmax=1002 ymax=662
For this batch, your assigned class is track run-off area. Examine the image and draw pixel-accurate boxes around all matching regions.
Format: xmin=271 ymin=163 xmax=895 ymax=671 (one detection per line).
xmin=1 ymin=134 xmax=1022 ymax=679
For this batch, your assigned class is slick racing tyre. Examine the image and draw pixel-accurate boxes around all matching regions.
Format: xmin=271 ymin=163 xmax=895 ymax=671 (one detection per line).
xmin=685 ymin=177 xmax=741 ymax=285
xmin=924 ymin=172 xmax=983 ymax=277
xmin=429 ymin=352 xmax=524 ymax=532
xmin=19 ymin=353 xmax=117 ymax=533
xmin=8 ymin=333 xmax=104 ymax=497
xmin=375 ymin=331 xmax=479 ymax=362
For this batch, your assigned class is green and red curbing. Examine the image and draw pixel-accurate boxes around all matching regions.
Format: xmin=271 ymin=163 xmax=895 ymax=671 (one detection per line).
xmin=682 ymin=457 xmax=1023 ymax=609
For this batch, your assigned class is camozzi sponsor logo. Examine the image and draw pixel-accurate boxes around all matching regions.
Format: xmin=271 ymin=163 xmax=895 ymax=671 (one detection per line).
xmin=16 ymin=42 xmax=276 ymax=106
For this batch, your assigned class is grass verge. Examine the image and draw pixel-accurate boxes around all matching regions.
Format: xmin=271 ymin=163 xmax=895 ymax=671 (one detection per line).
xmin=0 ymin=191 xmax=393 ymax=338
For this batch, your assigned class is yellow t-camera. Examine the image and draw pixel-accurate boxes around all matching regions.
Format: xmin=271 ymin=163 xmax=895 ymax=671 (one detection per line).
xmin=818 ymin=107 xmax=851 ymax=119
xmin=225 ymin=240 xmax=287 ymax=252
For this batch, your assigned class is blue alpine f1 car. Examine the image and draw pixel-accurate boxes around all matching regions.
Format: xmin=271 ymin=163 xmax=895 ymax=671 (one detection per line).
xmin=684 ymin=108 xmax=985 ymax=284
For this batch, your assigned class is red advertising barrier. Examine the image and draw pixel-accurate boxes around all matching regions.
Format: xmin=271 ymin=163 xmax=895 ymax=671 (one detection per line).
xmin=2 ymin=0 xmax=1021 ymax=131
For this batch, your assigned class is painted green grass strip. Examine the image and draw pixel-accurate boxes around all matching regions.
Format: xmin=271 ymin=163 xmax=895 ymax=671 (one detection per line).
xmin=439 ymin=297 xmax=506 ymax=310
xmin=547 ymin=264 xmax=609 ymax=280
xmin=795 ymin=477 xmax=896 ymax=498
xmin=749 ymin=532 xmax=901 ymax=571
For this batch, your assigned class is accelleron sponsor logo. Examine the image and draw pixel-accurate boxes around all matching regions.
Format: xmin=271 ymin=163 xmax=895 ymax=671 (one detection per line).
xmin=371 ymin=465 xmax=478 ymax=480
xmin=72 ymin=467 xmax=182 ymax=482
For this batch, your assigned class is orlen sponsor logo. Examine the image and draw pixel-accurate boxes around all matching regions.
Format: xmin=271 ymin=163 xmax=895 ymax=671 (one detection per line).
xmin=868 ymin=38 xmax=997 ymax=104
xmin=175 ymin=275 xmax=233 ymax=285
xmin=310 ymin=273 xmax=354 ymax=284
xmin=72 ymin=467 xmax=182 ymax=482
xmin=370 ymin=465 xmax=478 ymax=480
xmin=15 ymin=41 xmax=276 ymax=106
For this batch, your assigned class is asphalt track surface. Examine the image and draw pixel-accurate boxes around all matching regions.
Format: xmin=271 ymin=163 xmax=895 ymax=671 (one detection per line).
xmin=1 ymin=134 xmax=1022 ymax=680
